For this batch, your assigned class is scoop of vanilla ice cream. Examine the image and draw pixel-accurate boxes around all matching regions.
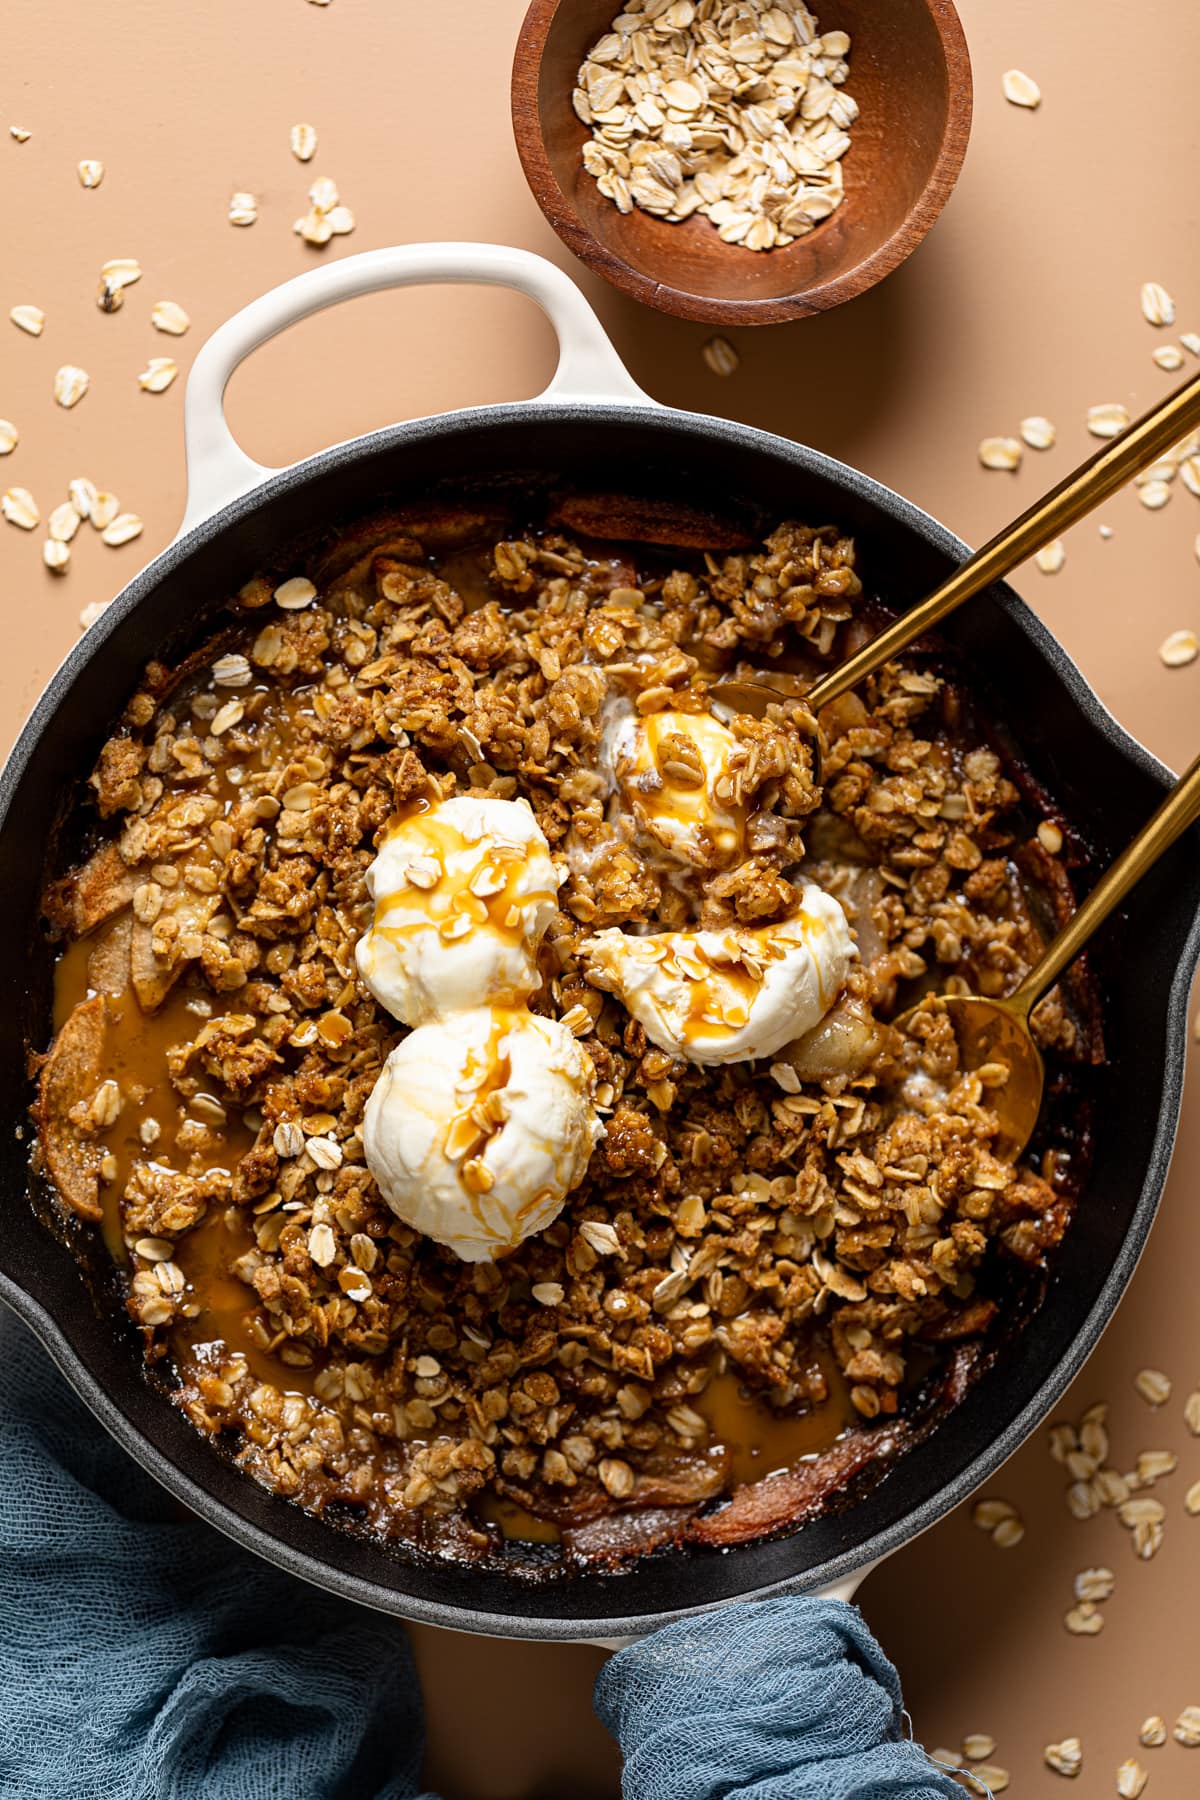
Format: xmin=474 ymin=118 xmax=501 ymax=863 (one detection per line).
xmin=363 ymin=1007 xmax=603 ymax=1262
xmin=605 ymin=706 xmax=745 ymax=869
xmin=356 ymin=796 xmax=560 ymax=1027
xmin=582 ymin=882 xmax=856 ymax=1066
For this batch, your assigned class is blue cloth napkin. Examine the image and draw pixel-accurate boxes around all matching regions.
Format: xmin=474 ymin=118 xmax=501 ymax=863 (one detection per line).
xmin=597 ymin=1600 xmax=965 ymax=1799
xmin=0 ymin=1304 xmax=961 ymax=1800
xmin=0 ymin=1307 xmax=433 ymax=1800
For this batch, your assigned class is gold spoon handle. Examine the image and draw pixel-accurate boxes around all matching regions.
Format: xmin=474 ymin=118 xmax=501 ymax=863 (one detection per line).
xmin=808 ymin=371 xmax=1200 ymax=711
xmin=1013 ymin=749 xmax=1200 ymax=1011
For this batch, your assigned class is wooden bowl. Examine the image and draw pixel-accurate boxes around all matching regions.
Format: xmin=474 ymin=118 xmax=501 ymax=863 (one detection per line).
xmin=512 ymin=0 xmax=972 ymax=326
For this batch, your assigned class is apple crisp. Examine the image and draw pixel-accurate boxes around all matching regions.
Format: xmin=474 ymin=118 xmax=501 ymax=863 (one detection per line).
xmin=35 ymin=498 xmax=1095 ymax=1569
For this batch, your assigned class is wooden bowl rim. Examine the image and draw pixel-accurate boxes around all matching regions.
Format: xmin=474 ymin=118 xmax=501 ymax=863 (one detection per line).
xmin=511 ymin=0 xmax=973 ymax=326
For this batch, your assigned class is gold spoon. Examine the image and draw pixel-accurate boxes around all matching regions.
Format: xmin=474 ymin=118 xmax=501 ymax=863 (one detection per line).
xmin=710 ymin=370 xmax=1200 ymax=735
xmin=897 ymin=748 xmax=1200 ymax=1160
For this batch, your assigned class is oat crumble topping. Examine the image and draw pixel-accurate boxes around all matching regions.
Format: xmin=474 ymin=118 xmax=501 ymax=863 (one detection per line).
xmin=36 ymin=501 xmax=1092 ymax=1567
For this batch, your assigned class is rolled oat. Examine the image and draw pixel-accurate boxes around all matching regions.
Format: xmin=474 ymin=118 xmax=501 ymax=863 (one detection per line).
xmin=1044 ymin=1737 xmax=1083 ymax=1777
xmin=979 ymin=437 xmax=1022 ymax=471
xmin=1141 ymin=282 xmax=1176 ymax=327
xmin=10 ymin=304 xmax=45 ymax=336
xmin=575 ymin=0 xmax=856 ymax=251
xmin=1002 ymin=69 xmax=1041 ymax=108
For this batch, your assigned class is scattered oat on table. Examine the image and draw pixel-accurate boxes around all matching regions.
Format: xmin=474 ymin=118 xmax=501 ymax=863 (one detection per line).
xmin=101 ymin=512 xmax=143 ymax=547
xmin=971 ymin=1498 xmax=1017 ymax=1532
xmin=574 ymin=0 xmax=857 ymax=252
xmin=90 ymin=491 xmax=119 ymax=531
xmin=1120 ymin=1494 xmax=1166 ymax=1528
xmin=1044 ymin=1737 xmax=1083 ymax=1777
xmin=1116 ymin=1758 xmax=1148 ymax=1798
xmin=2 ymin=488 xmax=39 ymax=530
xmin=979 ymin=436 xmax=1022 ymax=471
xmin=1139 ymin=1717 xmax=1167 ymax=1748
xmin=151 ymin=300 xmax=190 ymax=336
xmin=42 ymin=540 xmax=69 ymax=574
xmin=290 ymin=122 xmax=318 ymax=162
xmin=1035 ymin=539 xmax=1065 ymax=574
xmin=101 ymin=256 xmax=141 ymax=287
xmin=1153 ymin=345 xmax=1184 ymax=371
xmin=1139 ymin=480 xmax=1172 ymax=511
xmin=228 ymin=191 xmax=257 ymax=226
xmin=137 ymin=357 xmax=178 ymax=394
xmin=53 ymin=365 xmax=89 ymax=409
xmin=962 ymin=1734 xmax=996 ymax=1761
xmin=1136 ymin=1448 xmax=1177 ymax=1482
xmin=68 ymin=480 xmax=96 ymax=521
xmin=1155 ymin=634 xmax=1191 ymax=664
xmin=1080 ymin=1406 xmax=1108 ymax=1457
xmin=1065 ymin=1601 xmax=1104 ymax=1635
xmin=10 ymin=304 xmax=45 ymax=336
xmin=0 ymin=421 xmax=17 ymax=456
xmin=9 ymin=126 xmax=31 ymax=142
xmin=1020 ymin=415 xmax=1056 ymax=449
xmin=1002 ymin=68 xmax=1041 ymax=108
xmin=1181 ymin=332 xmax=1200 ymax=356
xmin=1087 ymin=403 xmax=1129 ymax=440
xmin=702 ymin=334 xmax=739 ymax=376
xmin=294 ymin=174 xmax=354 ymax=245
xmin=1074 ymin=1567 xmax=1114 ymax=1602
xmin=97 ymin=258 xmax=142 ymax=313
xmin=78 ymin=600 xmax=106 ymax=631
xmin=1180 ymin=455 xmax=1200 ymax=496
xmin=47 ymin=502 xmax=79 ymax=544
xmin=1099 ymin=523 xmax=1114 ymax=538
xmin=77 ymin=159 xmax=104 ymax=188
xmin=1120 ymin=1495 xmax=1166 ymax=1560
xmin=931 ymin=1748 xmax=963 ymax=1769
xmin=1184 ymin=1390 xmax=1200 ymax=1434
xmin=1141 ymin=282 xmax=1176 ymax=327
xmin=1176 ymin=1706 xmax=1200 ymax=1747
xmin=966 ymin=1766 xmax=1009 ymax=1794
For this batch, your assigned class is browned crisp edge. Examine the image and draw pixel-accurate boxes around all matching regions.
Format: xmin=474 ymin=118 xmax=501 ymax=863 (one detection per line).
xmin=510 ymin=0 xmax=974 ymax=326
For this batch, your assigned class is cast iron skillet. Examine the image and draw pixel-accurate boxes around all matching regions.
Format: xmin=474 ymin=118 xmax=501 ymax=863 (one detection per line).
xmin=1 ymin=246 xmax=1197 ymax=1641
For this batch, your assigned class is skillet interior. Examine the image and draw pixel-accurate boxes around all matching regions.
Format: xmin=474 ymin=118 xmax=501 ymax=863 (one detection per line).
xmin=2 ymin=402 xmax=1198 ymax=1639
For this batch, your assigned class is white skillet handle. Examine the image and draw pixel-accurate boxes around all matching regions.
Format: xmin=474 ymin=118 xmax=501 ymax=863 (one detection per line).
xmin=179 ymin=242 xmax=655 ymax=538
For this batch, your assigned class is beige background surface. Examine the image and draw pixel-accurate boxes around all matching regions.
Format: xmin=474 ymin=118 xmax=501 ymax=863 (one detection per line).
xmin=3 ymin=0 xmax=1199 ymax=1794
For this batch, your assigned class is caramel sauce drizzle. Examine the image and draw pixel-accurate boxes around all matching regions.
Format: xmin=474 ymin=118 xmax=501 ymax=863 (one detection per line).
xmin=368 ymin=802 xmax=558 ymax=957
xmin=618 ymin=710 xmax=747 ymax=865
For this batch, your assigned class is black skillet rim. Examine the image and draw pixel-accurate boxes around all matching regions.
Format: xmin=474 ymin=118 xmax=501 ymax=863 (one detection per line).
xmin=1 ymin=398 xmax=1196 ymax=1640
